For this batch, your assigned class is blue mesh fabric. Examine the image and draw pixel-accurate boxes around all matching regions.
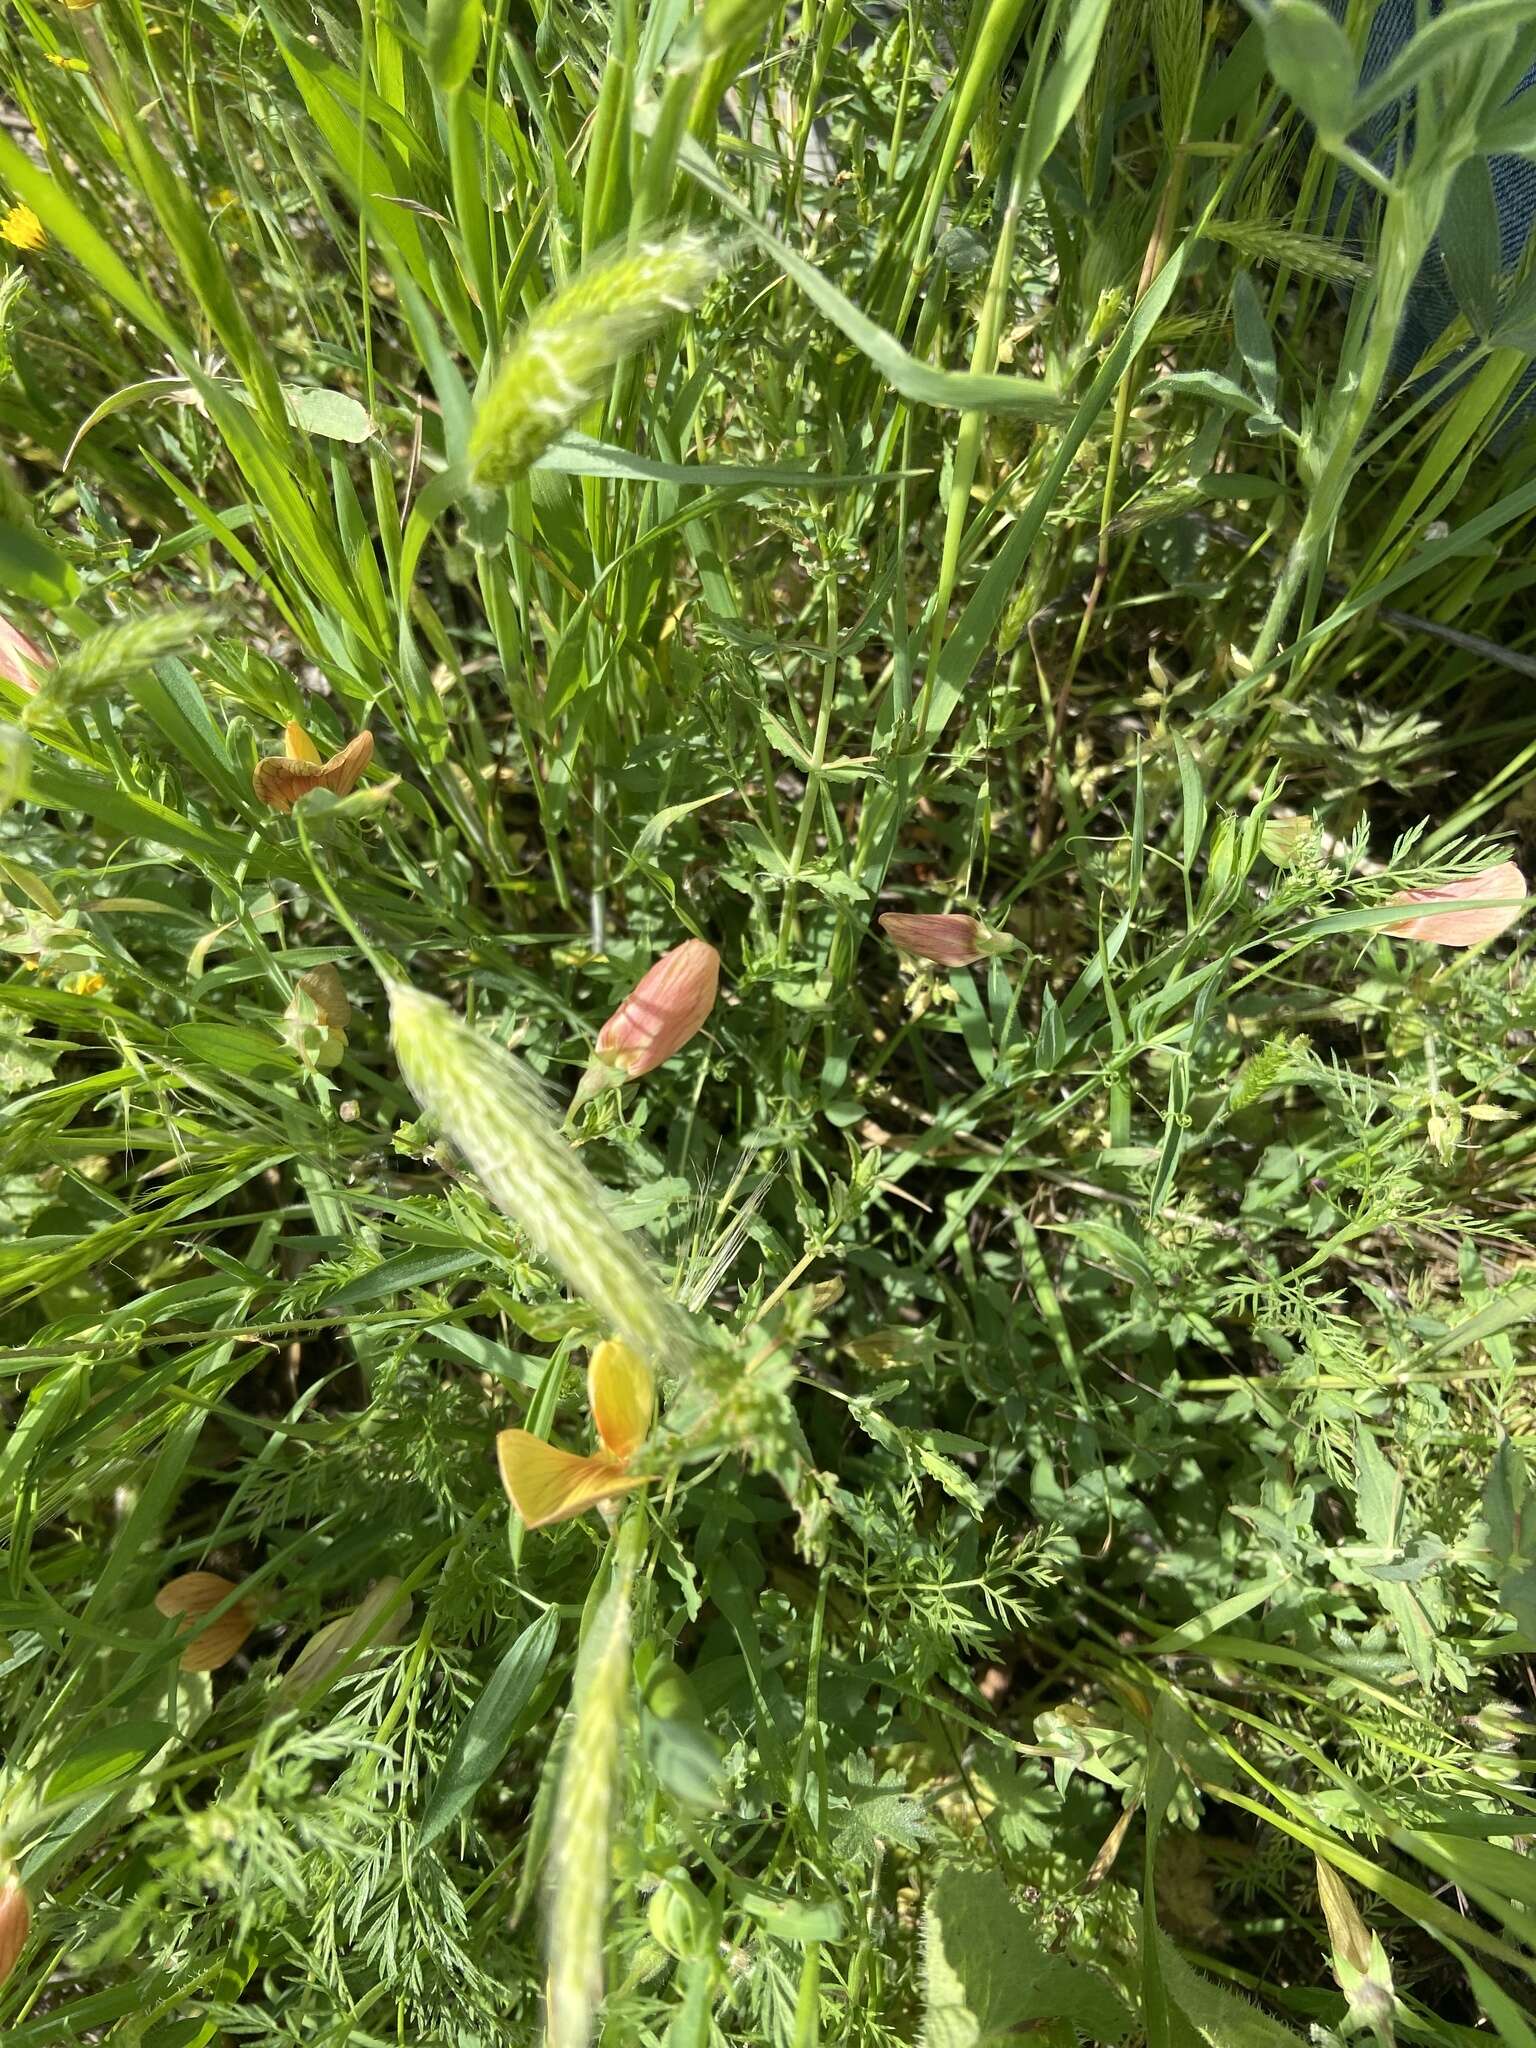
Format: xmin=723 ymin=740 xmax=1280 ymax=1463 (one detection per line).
xmin=1333 ymin=1 xmax=1536 ymax=408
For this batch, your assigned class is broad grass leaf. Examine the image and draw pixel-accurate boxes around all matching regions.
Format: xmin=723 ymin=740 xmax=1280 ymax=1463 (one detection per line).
xmin=0 ymin=522 xmax=76 ymax=606
xmin=426 ymin=0 xmax=482 ymax=93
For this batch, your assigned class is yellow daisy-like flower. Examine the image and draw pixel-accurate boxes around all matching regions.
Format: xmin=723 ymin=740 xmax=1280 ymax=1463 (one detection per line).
xmin=1 ymin=205 xmax=44 ymax=253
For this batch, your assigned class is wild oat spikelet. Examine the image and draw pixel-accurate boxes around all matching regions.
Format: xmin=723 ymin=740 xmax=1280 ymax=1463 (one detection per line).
xmin=467 ymin=230 xmax=726 ymax=488
xmin=546 ymin=1572 xmax=632 ymax=2048
xmin=388 ymin=983 xmax=696 ymax=1369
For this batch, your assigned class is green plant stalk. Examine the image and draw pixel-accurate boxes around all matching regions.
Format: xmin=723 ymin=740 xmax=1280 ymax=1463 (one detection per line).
xmin=920 ymin=139 xmax=1028 ymax=726
xmin=1250 ymin=179 xmax=1447 ymax=673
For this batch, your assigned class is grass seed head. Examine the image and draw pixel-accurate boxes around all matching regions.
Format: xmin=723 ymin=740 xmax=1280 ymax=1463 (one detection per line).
xmin=389 ymin=982 xmax=697 ymax=1371
xmin=467 ymin=231 xmax=726 ymax=488
xmin=546 ymin=1574 xmax=632 ymax=2048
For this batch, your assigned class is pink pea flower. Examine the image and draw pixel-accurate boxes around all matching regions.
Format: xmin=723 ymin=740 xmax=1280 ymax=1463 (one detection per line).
xmin=575 ymin=938 xmax=720 ymax=1103
xmin=0 ymin=613 xmax=48 ymax=694
xmin=0 ymin=1871 xmax=28 ymax=1988
xmin=1382 ymin=861 xmax=1526 ymax=948
xmin=878 ymin=912 xmax=1016 ymax=968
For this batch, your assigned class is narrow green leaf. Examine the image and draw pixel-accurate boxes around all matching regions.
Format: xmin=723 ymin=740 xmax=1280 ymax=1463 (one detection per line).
xmin=418 ymin=1607 xmax=560 ymax=1847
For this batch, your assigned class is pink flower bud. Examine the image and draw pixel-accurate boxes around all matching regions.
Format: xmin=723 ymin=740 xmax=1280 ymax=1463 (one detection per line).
xmin=1383 ymin=861 xmax=1525 ymax=948
xmin=0 ymin=1873 xmax=30 ymax=1988
xmin=0 ymin=613 xmax=48 ymax=695
xmin=878 ymin=912 xmax=1015 ymax=968
xmin=577 ymin=938 xmax=720 ymax=1101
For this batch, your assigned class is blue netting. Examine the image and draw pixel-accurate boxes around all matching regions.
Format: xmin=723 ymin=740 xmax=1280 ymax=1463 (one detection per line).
xmin=1333 ymin=1 xmax=1536 ymax=411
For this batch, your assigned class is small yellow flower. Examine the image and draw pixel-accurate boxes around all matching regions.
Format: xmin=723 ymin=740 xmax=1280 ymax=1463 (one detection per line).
xmin=61 ymin=970 xmax=106 ymax=997
xmin=1 ymin=205 xmax=44 ymax=253
xmin=208 ymin=186 xmax=239 ymax=210
xmin=46 ymin=53 xmax=91 ymax=71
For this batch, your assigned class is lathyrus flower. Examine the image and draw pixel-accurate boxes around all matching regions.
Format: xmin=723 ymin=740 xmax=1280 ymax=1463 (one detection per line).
xmin=574 ymin=938 xmax=719 ymax=1105
xmin=498 ymin=1339 xmax=655 ymax=1529
xmin=1383 ymin=860 xmax=1525 ymax=947
xmin=0 ymin=1870 xmax=29 ymax=1987
xmin=155 ymin=1570 xmax=257 ymax=1671
xmin=252 ymin=721 xmax=373 ymax=812
xmin=878 ymin=911 xmax=1016 ymax=968
xmin=0 ymin=613 xmax=48 ymax=693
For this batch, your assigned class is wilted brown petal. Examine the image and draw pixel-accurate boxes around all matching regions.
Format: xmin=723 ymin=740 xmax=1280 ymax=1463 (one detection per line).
xmin=1383 ymin=861 xmax=1526 ymax=948
xmin=295 ymin=964 xmax=350 ymax=1031
xmin=323 ymin=730 xmax=374 ymax=796
xmin=154 ymin=1570 xmax=256 ymax=1672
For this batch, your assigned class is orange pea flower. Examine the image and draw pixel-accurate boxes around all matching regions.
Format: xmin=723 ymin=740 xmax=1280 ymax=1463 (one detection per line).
xmin=497 ymin=1339 xmax=655 ymax=1529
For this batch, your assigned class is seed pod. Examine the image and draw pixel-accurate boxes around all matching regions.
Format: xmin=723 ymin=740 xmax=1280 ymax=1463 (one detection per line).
xmin=282 ymin=1577 xmax=411 ymax=1700
xmin=0 ymin=1873 xmax=30 ymax=1987
xmin=154 ymin=1571 xmax=256 ymax=1672
xmin=641 ymin=1656 xmax=703 ymax=1724
xmin=468 ymin=232 xmax=726 ymax=488
xmin=878 ymin=912 xmax=1016 ymax=968
xmin=577 ymin=940 xmax=720 ymax=1104
xmin=647 ymin=1869 xmax=717 ymax=1962
xmin=284 ymin=964 xmax=351 ymax=1070
xmin=0 ymin=723 xmax=27 ymax=812
xmin=389 ymin=982 xmax=697 ymax=1372
xmin=1383 ymin=860 xmax=1525 ymax=948
xmin=252 ymin=730 xmax=373 ymax=812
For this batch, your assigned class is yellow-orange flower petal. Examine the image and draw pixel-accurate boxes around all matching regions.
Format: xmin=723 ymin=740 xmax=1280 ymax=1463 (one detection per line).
xmin=496 ymin=1429 xmax=649 ymax=1529
xmin=587 ymin=1338 xmax=654 ymax=1463
xmin=252 ymin=729 xmax=373 ymax=812
xmin=1383 ymin=861 xmax=1525 ymax=948
xmin=154 ymin=1570 xmax=256 ymax=1671
xmin=284 ymin=720 xmax=324 ymax=765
